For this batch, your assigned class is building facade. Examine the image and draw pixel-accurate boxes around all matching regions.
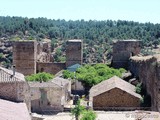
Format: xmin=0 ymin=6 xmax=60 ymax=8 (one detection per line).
xmin=29 ymin=77 xmax=71 ymax=113
xmin=0 ymin=66 xmax=31 ymax=111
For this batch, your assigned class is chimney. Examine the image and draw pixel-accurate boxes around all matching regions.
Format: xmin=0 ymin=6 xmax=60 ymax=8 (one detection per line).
xmin=13 ymin=65 xmax=15 ymax=76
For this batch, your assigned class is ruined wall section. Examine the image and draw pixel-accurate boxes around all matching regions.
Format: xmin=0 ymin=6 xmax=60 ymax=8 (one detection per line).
xmin=153 ymin=56 xmax=160 ymax=111
xmin=37 ymin=62 xmax=66 ymax=75
xmin=0 ymin=82 xmax=31 ymax=112
xmin=13 ymin=41 xmax=37 ymax=75
xmin=129 ymin=56 xmax=160 ymax=111
xmin=37 ymin=40 xmax=51 ymax=62
xmin=66 ymin=40 xmax=83 ymax=67
xmin=156 ymin=64 xmax=160 ymax=111
xmin=112 ymin=40 xmax=141 ymax=69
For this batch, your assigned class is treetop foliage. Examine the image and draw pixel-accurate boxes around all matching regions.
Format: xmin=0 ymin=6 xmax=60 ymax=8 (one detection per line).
xmin=63 ymin=63 xmax=126 ymax=87
xmin=25 ymin=72 xmax=54 ymax=82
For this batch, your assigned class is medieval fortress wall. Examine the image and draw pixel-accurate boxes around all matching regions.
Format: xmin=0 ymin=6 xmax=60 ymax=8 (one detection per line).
xmin=66 ymin=40 xmax=83 ymax=67
xmin=13 ymin=39 xmax=83 ymax=76
xmin=112 ymin=40 xmax=141 ymax=69
xmin=129 ymin=56 xmax=159 ymax=111
xmin=13 ymin=41 xmax=37 ymax=75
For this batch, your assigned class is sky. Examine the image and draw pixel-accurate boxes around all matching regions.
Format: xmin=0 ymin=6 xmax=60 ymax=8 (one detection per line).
xmin=0 ymin=0 xmax=160 ymax=23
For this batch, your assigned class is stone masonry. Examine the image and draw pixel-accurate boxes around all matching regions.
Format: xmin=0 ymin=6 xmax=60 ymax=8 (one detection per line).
xmin=66 ymin=39 xmax=83 ymax=67
xmin=13 ymin=41 xmax=37 ymax=76
xmin=129 ymin=55 xmax=160 ymax=111
xmin=12 ymin=39 xmax=83 ymax=76
xmin=112 ymin=40 xmax=141 ymax=69
xmin=112 ymin=40 xmax=160 ymax=112
xmin=0 ymin=66 xmax=31 ymax=111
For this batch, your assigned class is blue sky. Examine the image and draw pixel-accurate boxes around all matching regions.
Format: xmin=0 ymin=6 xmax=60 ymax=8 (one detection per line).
xmin=0 ymin=0 xmax=160 ymax=23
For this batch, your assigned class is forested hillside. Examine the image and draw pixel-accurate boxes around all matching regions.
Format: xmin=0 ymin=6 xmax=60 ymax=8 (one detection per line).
xmin=0 ymin=16 xmax=160 ymax=67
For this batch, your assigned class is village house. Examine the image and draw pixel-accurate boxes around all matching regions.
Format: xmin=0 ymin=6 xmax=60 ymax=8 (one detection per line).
xmin=0 ymin=66 xmax=31 ymax=111
xmin=29 ymin=77 xmax=71 ymax=113
xmin=0 ymin=66 xmax=31 ymax=119
xmin=89 ymin=76 xmax=142 ymax=110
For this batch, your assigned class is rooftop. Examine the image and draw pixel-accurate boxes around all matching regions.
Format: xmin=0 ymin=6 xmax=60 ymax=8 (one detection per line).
xmin=29 ymin=77 xmax=70 ymax=88
xmin=0 ymin=67 xmax=25 ymax=83
xmin=51 ymin=77 xmax=70 ymax=87
xmin=0 ymin=99 xmax=31 ymax=120
xmin=67 ymin=63 xmax=81 ymax=72
xmin=90 ymin=76 xmax=142 ymax=99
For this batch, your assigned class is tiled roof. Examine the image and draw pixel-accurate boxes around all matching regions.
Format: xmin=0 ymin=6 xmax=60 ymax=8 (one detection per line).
xmin=90 ymin=76 xmax=142 ymax=99
xmin=67 ymin=64 xmax=81 ymax=72
xmin=0 ymin=67 xmax=25 ymax=83
xmin=0 ymin=99 xmax=31 ymax=120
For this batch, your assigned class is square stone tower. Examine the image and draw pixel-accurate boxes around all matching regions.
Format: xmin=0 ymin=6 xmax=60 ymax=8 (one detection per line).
xmin=66 ymin=39 xmax=83 ymax=67
xmin=13 ymin=41 xmax=37 ymax=76
xmin=112 ymin=39 xmax=141 ymax=69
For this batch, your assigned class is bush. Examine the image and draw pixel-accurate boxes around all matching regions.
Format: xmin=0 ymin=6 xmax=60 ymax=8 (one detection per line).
xmin=71 ymin=100 xmax=97 ymax=120
xmin=25 ymin=72 xmax=54 ymax=82
xmin=80 ymin=110 xmax=97 ymax=120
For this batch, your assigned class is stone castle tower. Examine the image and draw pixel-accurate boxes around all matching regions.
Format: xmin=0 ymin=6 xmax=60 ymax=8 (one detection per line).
xmin=13 ymin=41 xmax=37 ymax=76
xmin=66 ymin=40 xmax=83 ymax=67
xmin=13 ymin=39 xmax=83 ymax=76
xmin=112 ymin=40 xmax=141 ymax=69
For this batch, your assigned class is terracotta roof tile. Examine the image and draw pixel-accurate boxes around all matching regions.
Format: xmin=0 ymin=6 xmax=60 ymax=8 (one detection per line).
xmin=0 ymin=67 xmax=25 ymax=83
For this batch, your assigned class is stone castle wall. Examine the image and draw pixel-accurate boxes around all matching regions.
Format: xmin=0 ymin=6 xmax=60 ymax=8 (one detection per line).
xmin=37 ymin=40 xmax=51 ymax=62
xmin=112 ymin=40 xmax=141 ymax=69
xmin=129 ymin=55 xmax=160 ymax=111
xmin=155 ymin=64 xmax=160 ymax=111
xmin=13 ymin=39 xmax=83 ymax=75
xmin=66 ymin=40 xmax=83 ymax=67
xmin=13 ymin=41 xmax=37 ymax=75
xmin=37 ymin=62 xmax=66 ymax=74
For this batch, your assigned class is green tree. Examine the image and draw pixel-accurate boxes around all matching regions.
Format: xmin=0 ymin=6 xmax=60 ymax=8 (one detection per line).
xmin=71 ymin=100 xmax=85 ymax=120
xmin=25 ymin=72 xmax=54 ymax=82
xmin=63 ymin=63 xmax=126 ymax=87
